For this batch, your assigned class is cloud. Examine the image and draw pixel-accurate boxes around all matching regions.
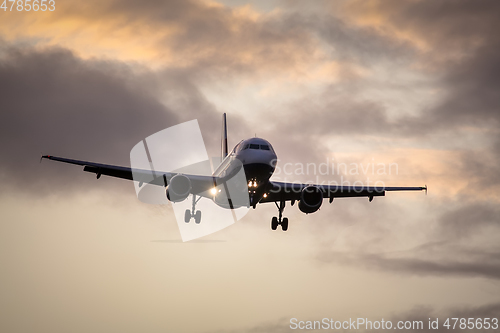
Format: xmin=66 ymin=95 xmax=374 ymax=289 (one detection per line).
xmin=0 ymin=42 xmax=225 ymax=194
xmin=211 ymin=302 xmax=500 ymax=333
xmin=311 ymin=12 xmax=416 ymax=65
xmin=339 ymin=0 xmax=500 ymax=130
xmin=439 ymin=203 xmax=500 ymax=239
xmin=377 ymin=302 xmax=500 ymax=333
xmin=0 ymin=0 xmax=324 ymax=77
xmin=318 ymin=250 xmax=500 ymax=280
xmin=314 ymin=200 xmax=500 ymax=280
xmin=343 ymin=0 xmax=500 ymax=59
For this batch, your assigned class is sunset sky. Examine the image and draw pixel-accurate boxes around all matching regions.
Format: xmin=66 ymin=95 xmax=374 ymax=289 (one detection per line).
xmin=1 ymin=0 xmax=499 ymax=332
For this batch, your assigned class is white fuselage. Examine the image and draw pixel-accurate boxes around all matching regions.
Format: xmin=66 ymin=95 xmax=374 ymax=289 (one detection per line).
xmin=213 ymin=137 xmax=277 ymax=206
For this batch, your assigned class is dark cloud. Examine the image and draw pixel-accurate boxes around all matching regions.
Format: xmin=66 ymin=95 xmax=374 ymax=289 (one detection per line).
xmin=358 ymin=0 xmax=500 ymax=58
xmin=428 ymin=41 xmax=500 ymax=130
xmin=312 ymin=14 xmax=416 ymax=64
xmin=0 ymin=43 xmax=234 ymax=194
xmin=375 ymin=302 xmax=500 ymax=333
xmin=439 ymin=203 xmax=500 ymax=239
xmin=318 ymin=250 xmax=500 ymax=280
xmin=211 ymin=302 xmax=500 ymax=333
xmin=339 ymin=0 xmax=500 ymax=128
xmin=341 ymin=0 xmax=500 ymax=128
xmin=417 ymin=4 xmax=500 ymax=190
xmin=49 ymin=0 xmax=319 ymax=76
xmin=286 ymin=1 xmax=500 ymax=121
xmin=37 ymin=0 xmax=415 ymax=78
xmin=315 ymin=247 xmax=500 ymax=281
xmin=313 ymin=200 xmax=500 ymax=280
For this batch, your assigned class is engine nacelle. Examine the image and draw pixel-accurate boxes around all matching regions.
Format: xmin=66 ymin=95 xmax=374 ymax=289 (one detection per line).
xmin=298 ymin=185 xmax=323 ymax=214
xmin=166 ymin=174 xmax=191 ymax=202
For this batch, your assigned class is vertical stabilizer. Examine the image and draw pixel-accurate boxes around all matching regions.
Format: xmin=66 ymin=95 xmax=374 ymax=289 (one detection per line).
xmin=221 ymin=113 xmax=228 ymax=159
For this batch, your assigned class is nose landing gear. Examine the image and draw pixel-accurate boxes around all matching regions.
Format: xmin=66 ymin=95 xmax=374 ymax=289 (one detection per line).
xmin=185 ymin=194 xmax=202 ymax=224
xmin=271 ymin=200 xmax=288 ymax=231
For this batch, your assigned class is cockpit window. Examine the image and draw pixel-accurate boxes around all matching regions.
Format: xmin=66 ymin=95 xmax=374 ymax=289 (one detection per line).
xmin=240 ymin=142 xmax=274 ymax=151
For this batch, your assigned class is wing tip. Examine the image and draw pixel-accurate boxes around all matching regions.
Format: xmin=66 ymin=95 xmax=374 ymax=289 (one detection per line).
xmin=40 ymin=154 xmax=52 ymax=163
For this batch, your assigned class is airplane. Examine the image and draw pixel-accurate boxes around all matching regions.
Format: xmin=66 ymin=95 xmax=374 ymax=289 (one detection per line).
xmin=41 ymin=113 xmax=426 ymax=231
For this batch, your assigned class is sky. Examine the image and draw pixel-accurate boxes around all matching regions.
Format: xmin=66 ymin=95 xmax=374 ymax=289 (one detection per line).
xmin=1 ymin=0 xmax=500 ymax=332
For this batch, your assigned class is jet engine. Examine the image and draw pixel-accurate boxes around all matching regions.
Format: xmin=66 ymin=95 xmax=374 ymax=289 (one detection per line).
xmin=166 ymin=174 xmax=192 ymax=202
xmin=298 ymin=185 xmax=323 ymax=214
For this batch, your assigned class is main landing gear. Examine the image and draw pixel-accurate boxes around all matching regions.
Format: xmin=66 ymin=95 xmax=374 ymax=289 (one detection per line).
xmin=185 ymin=194 xmax=202 ymax=224
xmin=271 ymin=200 xmax=288 ymax=231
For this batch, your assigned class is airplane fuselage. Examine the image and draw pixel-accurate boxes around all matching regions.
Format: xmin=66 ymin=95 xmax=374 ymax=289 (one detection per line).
xmin=213 ymin=137 xmax=277 ymax=207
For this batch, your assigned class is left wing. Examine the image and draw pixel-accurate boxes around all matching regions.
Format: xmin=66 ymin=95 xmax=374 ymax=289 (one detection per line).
xmin=41 ymin=155 xmax=216 ymax=194
xmin=260 ymin=181 xmax=426 ymax=203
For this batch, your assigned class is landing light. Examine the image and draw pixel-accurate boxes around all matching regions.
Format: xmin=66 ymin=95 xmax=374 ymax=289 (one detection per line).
xmin=211 ymin=188 xmax=217 ymax=195
xmin=263 ymin=193 xmax=267 ymax=198
xmin=248 ymin=180 xmax=258 ymax=188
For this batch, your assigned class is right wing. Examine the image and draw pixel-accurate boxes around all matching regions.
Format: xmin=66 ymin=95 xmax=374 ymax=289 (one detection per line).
xmin=260 ymin=181 xmax=426 ymax=203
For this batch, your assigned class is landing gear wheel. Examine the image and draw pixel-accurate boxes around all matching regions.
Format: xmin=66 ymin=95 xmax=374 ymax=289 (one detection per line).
xmin=271 ymin=217 xmax=278 ymax=230
xmin=272 ymin=200 xmax=287 ymax=231
xmin=281 ymin=217 xmax=288 ymax=231
xmin=194 ymin=210 xmax=202 ymax=224
xmin=184 ymin=209 xmax=191 ymax=223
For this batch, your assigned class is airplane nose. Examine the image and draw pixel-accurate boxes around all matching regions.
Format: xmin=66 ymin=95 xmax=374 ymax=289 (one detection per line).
xmin=260 ymin=151 xmax=277 ymax=166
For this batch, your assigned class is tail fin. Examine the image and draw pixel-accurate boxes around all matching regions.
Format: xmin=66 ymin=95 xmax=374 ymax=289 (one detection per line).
xmin=221 ymin=113 xmax=228 ymax=159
